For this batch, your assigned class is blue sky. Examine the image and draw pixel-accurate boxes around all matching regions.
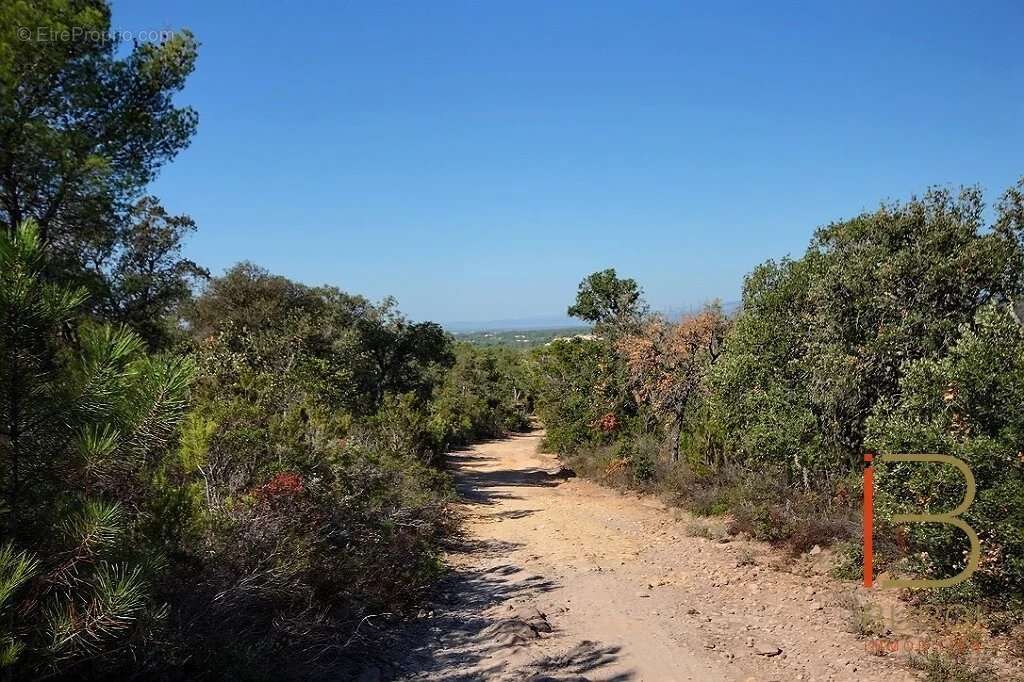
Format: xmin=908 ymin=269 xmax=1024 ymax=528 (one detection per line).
xmin=114 ymin=1 xmax=1023 ymax=325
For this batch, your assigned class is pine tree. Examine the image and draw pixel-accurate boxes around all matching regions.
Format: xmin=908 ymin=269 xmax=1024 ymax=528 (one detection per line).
xmin=0 ymin=222 xmax=193 ymax=675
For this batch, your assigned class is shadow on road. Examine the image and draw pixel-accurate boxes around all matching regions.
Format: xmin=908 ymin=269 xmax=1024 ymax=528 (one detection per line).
xmin=447 ymin=434 xmax=573 ymax=507
xmin=391 ymin=547 xmax=630 ymax=680
xmin=521 ymin=640 xmax=632 ymax=681
xmin=384 ymin=433 xmax=631 ymax=681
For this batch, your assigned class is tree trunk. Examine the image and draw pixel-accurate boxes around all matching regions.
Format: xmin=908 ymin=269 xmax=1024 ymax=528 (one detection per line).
xmin=668 ymin=414 xmax=683 ymax=463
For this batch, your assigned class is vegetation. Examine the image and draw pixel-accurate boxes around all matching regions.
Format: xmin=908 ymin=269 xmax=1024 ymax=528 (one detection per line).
xmin=0 ymin=0 xmax=205 ymax=350
xmin=618 ymin=306 xmax=730 ymax=462
xmin=909 ymin=651 xmax=1000 ymax=682
xmin=4 ymin=0 xmax=1024 ymax=676
xmin=431 ymin=343 xmax=532 ymax=447
xmin=454 ymin=326 xmax=590 ymax=348
xmin=0 ymin=4 xmax=530 ymax=678
xmin=1 ymin=222 xmax=193 ymax=675
xmin=531 ymin=182 xmax=1024 ymax=609
xmin=0 ymin=236 xmax=532 ymax=680
xmin=867 ymin=303 xmax=1024 ymax=600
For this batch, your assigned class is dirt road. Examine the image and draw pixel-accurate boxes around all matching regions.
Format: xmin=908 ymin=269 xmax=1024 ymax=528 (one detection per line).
xmin=393 ymin=430 xmax=915 ymax=681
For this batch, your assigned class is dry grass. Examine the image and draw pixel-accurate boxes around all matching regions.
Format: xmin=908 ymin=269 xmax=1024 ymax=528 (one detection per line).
xmin=838 ymin=594 xmax=887 ymax=638
xmin=734 ymin=547 xmax=756 ymax=567
xmin=908 ymin=651 xmax=1000 ymax=682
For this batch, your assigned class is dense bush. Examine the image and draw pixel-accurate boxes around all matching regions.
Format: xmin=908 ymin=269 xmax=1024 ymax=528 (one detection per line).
xmin=430 ymin=344 xmax=532 ymax=447
xmin=142 ymin=265 xmax=528 ymax=677
xmin=712 ymin=185 xmax=1024 ymax=484
xmin=707 ymin=257 xmax=821 ymax=480
xmin=530 ymin=337 xmax=624 ymax=455
xmin=1 ymin=224 xmax=193 ymax=676
xmin=532 ymin=180 xmax=1024 ymax=598
xmin=867 ymin=304 xmax=1024 ymax=598
xmin=1 ymin=243 xmax=529 ymax=679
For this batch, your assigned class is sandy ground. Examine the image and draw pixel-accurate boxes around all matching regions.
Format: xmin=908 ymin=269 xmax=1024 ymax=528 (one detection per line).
xmin=389 ymin=429 xmax=920 ymax=681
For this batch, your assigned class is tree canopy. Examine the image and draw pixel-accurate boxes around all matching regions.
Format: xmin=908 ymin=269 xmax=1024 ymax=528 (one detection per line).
xmin=567 ymin=268 xmax=647 ymax=335
xmin=0 ymin=1 xmax=202 ymax=347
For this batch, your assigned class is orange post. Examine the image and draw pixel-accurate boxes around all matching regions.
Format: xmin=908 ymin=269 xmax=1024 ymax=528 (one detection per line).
xmin=863 ymin=453 xmax=874 ymax=588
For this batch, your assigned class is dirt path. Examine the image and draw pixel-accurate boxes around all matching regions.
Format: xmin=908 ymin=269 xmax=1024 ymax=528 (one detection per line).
xmin=391 ymin=430 xmax=916 ymax=681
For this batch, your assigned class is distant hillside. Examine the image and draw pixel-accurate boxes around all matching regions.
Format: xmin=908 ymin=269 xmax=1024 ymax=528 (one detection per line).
xmin=445 ymin=303 xmax=741 ymax=335
xmin=455 ymin=326 xmax=591 ymax=348
xmin=445 ymin=315 xmax=584 ymax=333
xmin=447 ymin=302 xmax=741 ymax=346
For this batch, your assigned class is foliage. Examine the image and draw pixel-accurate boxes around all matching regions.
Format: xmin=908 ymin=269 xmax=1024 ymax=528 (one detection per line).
xmin=708 ymin=257 xmax=821 ymax=481
xmin=567 ymin=268 xmax=647 ymax=336
xmin=530 ymin=268 xmax=653 ymax=460
xmin=430 ymin=344 xmax=531 ymax=448
xmin=712 ymin=183 xmax=1024 ymax=484
xmin=537 ymin=180 xmax=1024 ymax=603
xmin=96 ymin=197 xmax=208 ymax=348
xmin=530 ymin=336 xmax=632 ymax=455
xmin=535 ymin=272 xmax=729 ymax=472
xmin=0 ymin=0 xmax=202 ymax=346
xmin=803 ymin=185 xmax=1024 ymax=466
xmin=186 ymin=263 xmax=452 ymax=416
xmin=350 ymin=302 xmax=453 ymax=411
xmin=0 ymin=222 xmax=192 ymax=677
xmin=866 ymin=304 xmax=1024 ymax=596
xmin=2 ymin=226 xmax=526 ymax=677
xmin=908 ymin=651 xmax=1000 ymax=682
xmin=136 ymin=265 xmax=525 ymax=677
xmin=618 ymin=305 xmax=730 ymax=461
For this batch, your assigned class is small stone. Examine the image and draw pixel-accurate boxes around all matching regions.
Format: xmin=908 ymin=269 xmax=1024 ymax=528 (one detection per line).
xmin=809 ymin=545 xmax=823 ymax=556
xmin=755 ymin=643 xmax=783 ymax=657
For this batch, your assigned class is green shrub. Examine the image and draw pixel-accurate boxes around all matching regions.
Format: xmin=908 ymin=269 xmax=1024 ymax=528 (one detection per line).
xmin=140 ymin=277 xmax=465 ymax=676
xmin=429 ymin=344 xmax=531 ymax=447
xmin=530 ymin=337 xmax=643 ymax=455
xmin=714 ymin=184 xmax=1024 ymax=483
xmin=867 ymin=304 xmax=1024 ymax=597
xmin=1 ymin=224 xmax=193 ymax=677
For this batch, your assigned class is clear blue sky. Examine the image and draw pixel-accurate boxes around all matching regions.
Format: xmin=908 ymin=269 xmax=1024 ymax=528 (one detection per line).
xmin=115 ymin=0 xmax=1023 ymax=325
